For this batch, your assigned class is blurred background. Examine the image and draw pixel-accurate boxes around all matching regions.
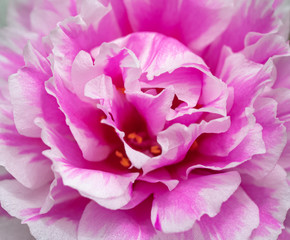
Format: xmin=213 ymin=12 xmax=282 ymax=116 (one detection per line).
xmin=0 ymin=0 xmax=9 ymax=27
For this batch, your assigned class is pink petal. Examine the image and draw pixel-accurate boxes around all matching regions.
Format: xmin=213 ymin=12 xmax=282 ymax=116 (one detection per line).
xmin=46 ymin=78 xmax=113 ymax=162
xmin=151 ymin=171 xmax=241 ymax=233
xmin=0 ymin=105 xmax=53 ymax=189
xmin=243 ymin=166 xmax=290 ymax=239
xmin=142 ymin=116 xmax=230 ymax=173
xmin=8 ymin=42 xmax=52 ymax=137
xmin=236 ymin=97 xmax=286 ymax=179
xmin=272 ymin=54 xmax=290 ymax=89
xmin=123 ymin=0 xmax=234 ymax=52
xmin=243 ymin=34 xmax=289 ymax=64
xmin=0 ymin=174 xmax=88 ymax=240
xmin=127 ymin=88 xmax=174 ymax=135
xmin=78 ymin=200 xmax=156 ymax=240
xmin=196 ymin=187 xmax=259 ymax=240
xmin=40 ymin=119 xmax=138 ymax=210
xmin=180 ymin=120 xmax=266 ymax=177
xmin=278 ymin=211 xmax=290 ymax=239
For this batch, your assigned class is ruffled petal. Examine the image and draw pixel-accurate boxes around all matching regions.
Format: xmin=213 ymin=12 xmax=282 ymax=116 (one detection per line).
xmin=243 ymin=166 xmax=290 ymax=239
xmin=151 ymin=171 xmax=241 ymax=233
xmin=123 ymin=0 xmax=234 ymax=52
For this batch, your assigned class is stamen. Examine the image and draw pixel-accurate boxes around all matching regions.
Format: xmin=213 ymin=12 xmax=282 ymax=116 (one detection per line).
xmin=120 ymin=157 xmax=130 ymax=168
xmin=115 ymin=150 xmax=123 ymax=158
xmin=128 ymin=132 xmax=143 ymax=144
xmin=150 ymin=145 xmax=161 ymax=155
xmin=115 ymin=150 xmax=131 ymax=168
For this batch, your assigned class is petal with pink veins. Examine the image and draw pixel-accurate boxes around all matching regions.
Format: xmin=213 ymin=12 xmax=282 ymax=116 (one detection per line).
xmin=123 ymin=0 xmax=234 ymax=52
xmin=243 ymin=166 xmax=290 ymax=239
xmin=235 ymin=97 xmax=286 ymax=179
xmin=195 ymin=187 xmax=259 ymax=240
xmin=151 ymin=171 xmax=241 ymax=233
xmin=78 ymin=200 xmax=156 ymax=240
xmin=40 ymin=119 xmax=139 ymax=210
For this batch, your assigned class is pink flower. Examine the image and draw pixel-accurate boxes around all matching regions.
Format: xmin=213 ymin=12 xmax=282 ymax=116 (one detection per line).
xmin=0 ymin=0 xmax=290 ymax=239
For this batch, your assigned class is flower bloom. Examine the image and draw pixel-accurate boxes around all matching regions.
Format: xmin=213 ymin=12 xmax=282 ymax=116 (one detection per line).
xmin=0 ymin=0 xmax=290 ymax=239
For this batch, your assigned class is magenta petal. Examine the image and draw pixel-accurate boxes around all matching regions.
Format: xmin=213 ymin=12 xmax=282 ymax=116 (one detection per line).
xmin=40 ymin=120 xmax=138 ymax=209
xmin=243 ymin=166 xmax=290 ymax=239
xmin=196 ymin=187 xmax=259 ymax=240
xmin=151 ymin=171 xmax=241 ymax=233
xmin=46 ymin=78 xmax=112 ymax=162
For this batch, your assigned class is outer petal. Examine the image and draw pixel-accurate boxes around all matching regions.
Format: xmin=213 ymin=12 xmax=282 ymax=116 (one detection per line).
xmin=0 ymin=103 xmax=53 ymax=189
xmin=278 ymin=211 xmax=290 ymax=239
xmin=151 ymin=171 xmax=241 ymax=233
xmin=78 ymin=200 xmax=156 ymax=240
xmin=8 ymin=42 xmax=52 ymax=137
xmin=195 ymin=187 xmax=259 ymax=240
xmin=123 ymin=0 xmax=234 ymax=52
xmin=242 ymin=166 xmax=290 ymax=239
xmin=272 ymin=54 xmax=290 ymax=89
xmin=235 ymin=97 xmax=286 ymax=179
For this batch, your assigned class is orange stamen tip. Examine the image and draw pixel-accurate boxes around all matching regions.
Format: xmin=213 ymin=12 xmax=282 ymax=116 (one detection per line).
xmin=190 ymin=141 xmax=198 ymax=151
xmin=115 ymin=150 xmax=123 ymax=158
xmin=128 ymin=132 xmax=143 ymax=144
xmin=120 ymin=157 xmax=131 ymax=168
xmin=118 ymin=87 xmax=126 ymax=94
xmin=150 ymin=145 xmax=161 ymax=155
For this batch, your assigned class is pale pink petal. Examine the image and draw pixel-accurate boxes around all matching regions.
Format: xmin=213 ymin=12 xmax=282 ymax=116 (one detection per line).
xmin=123 ymin=0 xmax=234 ymax=52
xmin=180 ymin=120 xmax=266 ymax=177
xmin=272 ymin=54 xmax=290 ymax=89
xmin=278 ymin=211 xmax=290 ymax=239
xmin=0 ymin=171 xmax=88 ymax=240
xmin=196 ymin=187 xmax=259 ymax=240
xmin=151 ymin=171 xmax=241 ymax=233
xmin=199 ymin=49 xmax=272 ymax=157
xmin=236 ymin=97 xmax=286 ymax=179
xmin=243 ymin=34 xmax=289 ymax=64
xmin=243 ymin=166 xmax=290 ymax=239
xmin=78 ymin=200 xmax=156 ymax=240
xmin=8 ymin=42 xmax=52 ymax=137
xmin=204 ymin=0 xmax=283 ymax=70
xmin=0 ymin=105 xmax=53 ymax=189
